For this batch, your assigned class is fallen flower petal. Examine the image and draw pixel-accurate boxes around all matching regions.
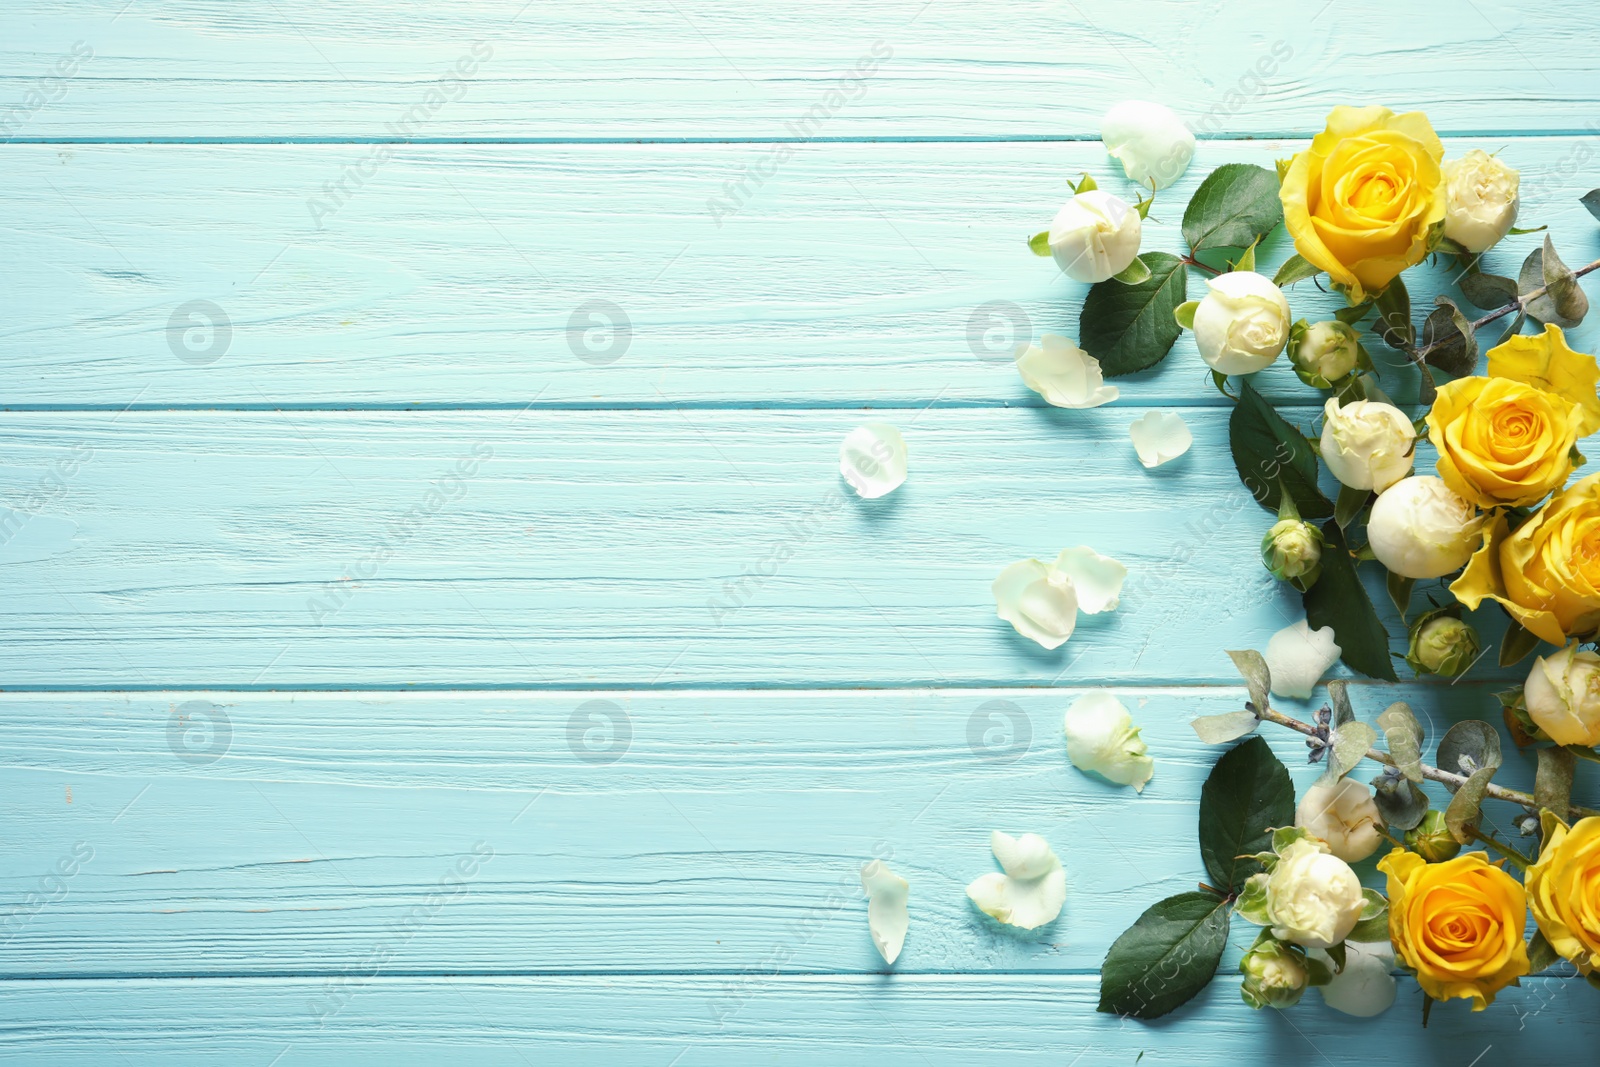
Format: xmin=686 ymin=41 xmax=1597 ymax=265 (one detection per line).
xmin=839 ymin=422 xmax=908 ymax=499
xmin=1129 ymin=411 xmax=1193 ymax=468
xmin=1015 ymin=334 xmax=1119 ymax=408
xmin=1264 ymin=619 xmax=1342 ymax=699
xmin=1064 ymin=690 xmax=1154 ymax=792
xmin=993 ymin=558 xmax=1078 ymax=649
xmin=860 ymin=859 xmax=909 ymax=964
xmin=1054 ymin=546 xmax=1127 ymax=614
xmin=966 ymin=831 xmax=1066 ymax=930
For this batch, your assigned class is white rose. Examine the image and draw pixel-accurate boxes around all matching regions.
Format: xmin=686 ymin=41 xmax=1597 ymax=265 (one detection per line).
xmin=1319 ymin=397 xmax=1416 ymax=492
xmin=1063 ymin=690 xmax=1154 ymax=792
xmin=1367 ymin=476 xmax=1482 ymax=579
xmin=1295 ymin=778 xmax=1383 ymax=863
xmin=1100 ymin=100 xmax=1195 ymax=191
xmin=1264 ymin=837 xmax=1365 ymax=950
xmin=1442 ymin=150 xmax=1520 ymax=254
xmin=1048 ymin=190 xmax=1142 ymax=283
xmin=1191 ymin=272 xmax=1291 ymax=374
xmin=1524 ymin=642 xmax=1600 ymax=747
xmin=1287 ymin=320 xmax=1361 ymax=385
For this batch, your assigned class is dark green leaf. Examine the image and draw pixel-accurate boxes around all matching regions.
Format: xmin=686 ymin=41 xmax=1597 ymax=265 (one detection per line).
xmin=1080 ymin=252 xmax=1188 ymax=376
xmin=1535 ymin=746 xmax=1576 ymax=816
xmin=1198 ymin=735 xmax=1295 ymax=893
xmin=1335 ymin=484 xmax=1369 ymax=530
xmin=1387 ymin=571 xmax=1414 ymax=620
xmin=1303 ymin=521 xmax=1398 ymax=681
xmin=1373 ymin=277 xmax=1414 ymax=350
xmin=1445 ymin=765 xmax=1496 ymax=843
xmin=1229 ymin=380 xmax=1332 ymax=518
xmin=1508 ymin=225 xmax=1547 ymax=236
xmin=1334 ymin=301 xmax=1373 ymax=326
xmin=1582 ymin=189 xmax=1600 ymax=224
xmin=1421 ymin=296 xmax=1478 ymax=378
xmin=1273 ymin=253 xmax=1321 ymax=287
xmin=1027 ymin=231 xmax=1051 ymax=257
xmin=1499 ymin=619 xmax=1541 ymax=667
xmin=1494 ymin=310 xmax=1527 ymax=348
xmin=1417 ymin=362 xmax=1438 ymax=406
xmin=1098 ymin=892 xmax=1230 ymax=1020
xmin=1529 ymin=929 xmax=1562 ymax=973
xmin=1182 ymin=164 xmax=1284 ymax=253
xmin=1457 ymin=271 xmax=1518 ymax=312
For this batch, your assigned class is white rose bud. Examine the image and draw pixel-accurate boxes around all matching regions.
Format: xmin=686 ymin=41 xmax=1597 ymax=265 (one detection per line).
xmin=1442 ymin=150 xmax=1520 ymax=254
xmin=1319 ymin=397 xmax=1416 ymax=493
xmin=1366 ymin=476 xmax=1482 ymax=580
xmin=1261 ymin=517 xmax=1323 ymax=588
xmin=1524 ymin=642 xmax=1600 ymax=747
xmin=1100 ymin=100 xmax=1195 ymax=191
xmin=1063 ymin=690 xmax=1154 ymax=792
xmin=1287 ymin=319 xmax=1361 ymax=387
xmin=1264 ymin=837 xmax=1365 ymax=950
xmin=1295 ymin=778 xmax=1383 ymax=863
xmin=1048 ymin=190 xmax=1143 ymax=283
xmin=1191 ymin=271 xmax=1291 ymax=375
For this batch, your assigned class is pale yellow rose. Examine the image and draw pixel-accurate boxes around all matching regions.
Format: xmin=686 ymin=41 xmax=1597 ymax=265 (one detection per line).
xmin=1280 ymin=106 xmax=1446 ymax=302
xmin=1527 ymin=815 xmax=1600 ymax=974
xmin=1487 ymin=324 xmax=1600 ymax=436
xmin=1426 ymin=376 xmax=1582 ymax=508
xmin=1379 ymin=848 xmax=1530 ymax=1010
xmin=1451 ymin=474 xmax=1600 ymax=645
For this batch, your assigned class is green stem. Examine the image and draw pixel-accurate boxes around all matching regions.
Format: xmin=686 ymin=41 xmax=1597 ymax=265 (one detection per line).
xmin=1179 ymin=253 xmax=1221 ymax=276
xmin=1464 ymin=827 xmax=1532 ymax=872
xmin=1410 ymin=255 xmax=1600 ymax=362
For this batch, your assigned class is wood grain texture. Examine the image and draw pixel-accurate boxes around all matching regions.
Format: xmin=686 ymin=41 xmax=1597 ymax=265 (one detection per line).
xmin=5 ymin=139 xmax=1598 ymax=408
xmin=14 ymin=686 xmax=1581 ymax=979
xmin=0 ymin=974 xmax=1592 ymax=1065
xmin=0 ymin=407 xmax=1534 ymax=689
xmin=3 ymin=0 xmax=1597 ymax=139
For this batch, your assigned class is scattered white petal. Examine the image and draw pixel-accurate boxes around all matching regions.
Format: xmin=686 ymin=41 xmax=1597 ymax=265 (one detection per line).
xmin=1312 ymin=941 xmax=1397 ymax=1017
xmin=1054 ymin=546 xmax=1127 ymax=614
xmin=1064 ymin=690 xmax=1154 ymax=792
xmin=1014 ymin=334 xmax=1119 ymax=409
xmin=1101 ymin=101 xmax=1196 ymax=191
xmin=1264 ymin=619 xmax=1342 ymax=699
xmin=860 ymin=859 xmax=909 ymax=964
xmin=993 ymin=558 xmax=1078 ymax=650
xmin=1129 ymin=411 xmax=1193 ymax=468
xmin=840 ymin=422 xmax=907 ymax=499
xmin=965 ymin=831 xmax=1066 ymax=930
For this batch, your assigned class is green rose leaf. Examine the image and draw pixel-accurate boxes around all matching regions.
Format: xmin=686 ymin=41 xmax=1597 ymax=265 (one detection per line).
xmin=1499 ymin=618 xmax=1541 ymax=666
xmin=1421 ymin=296 xmax=1478 ymax=378
xmin=1080 ymin=251 xmax=1188 ymax=376
xmin=1198 ymin=735 xmax=1295 ymax=893
xmin=1273 ymin=253 xmax=1322 ymax=287
xmin=1303 ymin=521 xmax=1398 ymax=681
xmin=1229 ymin=379 xmax=1333 ymax=518
xmin=1028 ymin=230 xmax=1052 ymax=257
xmin=1529 ymin=929 xmax=1563 ymax=973
xmin=1334 ymin=484 xmax=1369 ymax=530
xmin=1581 ymin=189 xmax=1600 ymax=224
xmin=1346 ymin=888 xmax=1391 ymax=942
xmin=1182 ymin=163 xmax=1284 ymax=253
xmin=1098 ymin=891 xmax=1231 ymax=1020
xmin=1520 ymin=236 xmax=1589 ymax=329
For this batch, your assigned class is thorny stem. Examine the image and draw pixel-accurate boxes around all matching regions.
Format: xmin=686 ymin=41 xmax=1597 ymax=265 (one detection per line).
xmin=1409 ymin=255 xmax=1600 ymax=362
xmin=1179 ymin=254 xmax=1222 ymax=276
xmin=1253 ymin=704 xmax=1600 ymax=822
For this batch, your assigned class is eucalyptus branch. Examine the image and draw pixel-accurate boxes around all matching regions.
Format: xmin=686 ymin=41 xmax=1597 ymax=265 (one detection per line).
xmin=1253 ymin=704 xmax=1600 ymax=822
xmin=1409 ymin=255 xmax=1600 ymax=362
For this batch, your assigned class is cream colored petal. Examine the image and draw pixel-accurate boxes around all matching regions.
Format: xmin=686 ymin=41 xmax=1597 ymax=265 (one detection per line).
xmin=966 ymin=831 xmax=1066 ymax=930
xmin=1064 ymin=689 xmax=1154 ymax=792
xmin=1313 ymin=941 xmax=1397 ymax=1017
xmin=992 ymin=559 xmax=1078 ymax=649
xmin=1264 ymin=619 xmax=1342 ymax=699
xmin=1054 ymin=546 xmax=1127 ymax=614
xmin=1129 ymin=411 xmax=1193 ymax=468
xmin=1014 ymin=334 xmax=1119 ymax=408
xmin=860 ymin=860 xmax=909 ymax=964
xmin=839 ymin=422 xmax=908 ymax=499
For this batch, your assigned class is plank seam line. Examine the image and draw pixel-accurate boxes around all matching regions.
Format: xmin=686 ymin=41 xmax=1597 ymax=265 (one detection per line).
xmin=3 ymin=132 xmax=1596 ymax=145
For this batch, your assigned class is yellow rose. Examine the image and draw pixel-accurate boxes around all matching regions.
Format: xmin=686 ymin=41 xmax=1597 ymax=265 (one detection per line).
xmin=1280 ymin=106 xmax=1447 ymax=302
xmin=1451 ymin=474 xmax=1600 ymax=645
xmin=1488 ymin=324 xmax=1600 ymax=436
xmin=1427 ymin=376 xmax=1582 ymax=508
xmin=1378 ymin=848 xmax=1530 ymax=1010
xmin=1527 ymin=815 xmax=1600 ymax=973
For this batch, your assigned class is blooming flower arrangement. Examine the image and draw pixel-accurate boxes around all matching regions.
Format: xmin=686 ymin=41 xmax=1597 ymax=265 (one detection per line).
xmin=1024 ymin=103 xmax=1600 ymax=1022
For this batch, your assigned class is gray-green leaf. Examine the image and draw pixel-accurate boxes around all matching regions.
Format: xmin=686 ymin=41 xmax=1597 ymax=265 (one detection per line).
xmin=1520 ymin=236 xmax=1589 ymax=328
xmin=1458 ymin=271 xmax=1517 ymax=312
xmin=1191 ymin=710 xmax=1262 ymax=745
xmin=1080 ymin=251 xmax=1188 ymax=376
xmin=1226 ymin=649 xmax=1272 ymax=714
xmin=1319 ymin=720 xmax=1376 ymax=785
xmin=1445 ymin=765 xmax=1496 ymax=843
xmin=1182 ymin=164 xmax=1284 ymax=253
xmin=1376 ymin=703 xmax=1426 ymax=783
xmin=1421 ymin=296 xmax=1478 ymax=378
xmin=1535 ymin=746 xmax=1575 ymax=816
xmin=1438 ymin=720 xmax=1503 ymax=777
xmin=1581 ymin=189 xmax=1600 ymax=224
xmin=1371 ymin=769 xmax=1429 ymax=830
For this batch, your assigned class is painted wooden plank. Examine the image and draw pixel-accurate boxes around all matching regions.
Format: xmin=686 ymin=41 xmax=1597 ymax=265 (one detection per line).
xmin=0 ymin=407 xmax=1534 ymax=689
xmin=0 ymin=687 xmax=1584 ymax=980
xmin=6 ymin=139 xmax=1598 ymax=409
xmin=3 ymin=1 xmax=1598 ymax=140
xmin=0 ymin=973 xmax=1589 ymax=1064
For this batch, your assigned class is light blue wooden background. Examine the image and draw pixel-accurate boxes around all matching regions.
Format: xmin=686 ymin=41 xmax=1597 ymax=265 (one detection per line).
xmin=3 ymin=1 xmax=1600 ymax=1061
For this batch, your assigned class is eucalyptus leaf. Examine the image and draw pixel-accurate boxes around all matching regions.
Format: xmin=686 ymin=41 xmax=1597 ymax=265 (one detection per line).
xmin=1327 ymin=680 xmax=1354 ymax=729
xmin=1319 ymin=720 xmax=1377 ymax=785
xmin=1420 ymin=296 xmax=1478 ymax=378
xmin=1417 ymin=362 xmax=1437 ymax=407
xmin=1520 ymin=237 xmax=1589 ymax=328
xmin=1535 ymin=746 xmax=1576 ymax=816
xmin=1373 ymin=277 xmax=1414 ymax=350
xmin=1080 ymin=251 xmax=1188 ymax=376
xmin=1494 ymin=310 xmax=1528 ymax=348
xmin=1191 ymin=710 xmax=1262 ymax=745
xmin=1273 ymin=253 xmax=1321 ymax=287
xmin=1098 ymin=891 xmax=1230 ymax=1019
xmin=1458 ymin=271 xmax=1517 ymax=312
xmin=1582 ymin=189 xmax=1600 ymax=224
xmin=1198 ymin=736 xmax=1295 ymax=893
xmin=1371 ymin=769 xmax=1429 ymax=830
xmin=1229 ymin=380 xmax=1332 ymax=518
xmin=1304 ymin=521 xmax=1398 ymax=681
xmin=1181 ymin=163 xmax=1284 ymax=253
xmin=1028 ymin=230 xmax=1052 ymax=256
xmin=1226 ymin=649 xmax=1272 ymax=715
xmin=1437 ymin=720 xmax=1503 ymax=777
xmin=1114 ymin=255 xmax=1153 ymax=285
xmin=1376 ymin=702 xmax=1426 ymax=783
xmin=1444 ymin=765 xmax=1496 ymax=843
